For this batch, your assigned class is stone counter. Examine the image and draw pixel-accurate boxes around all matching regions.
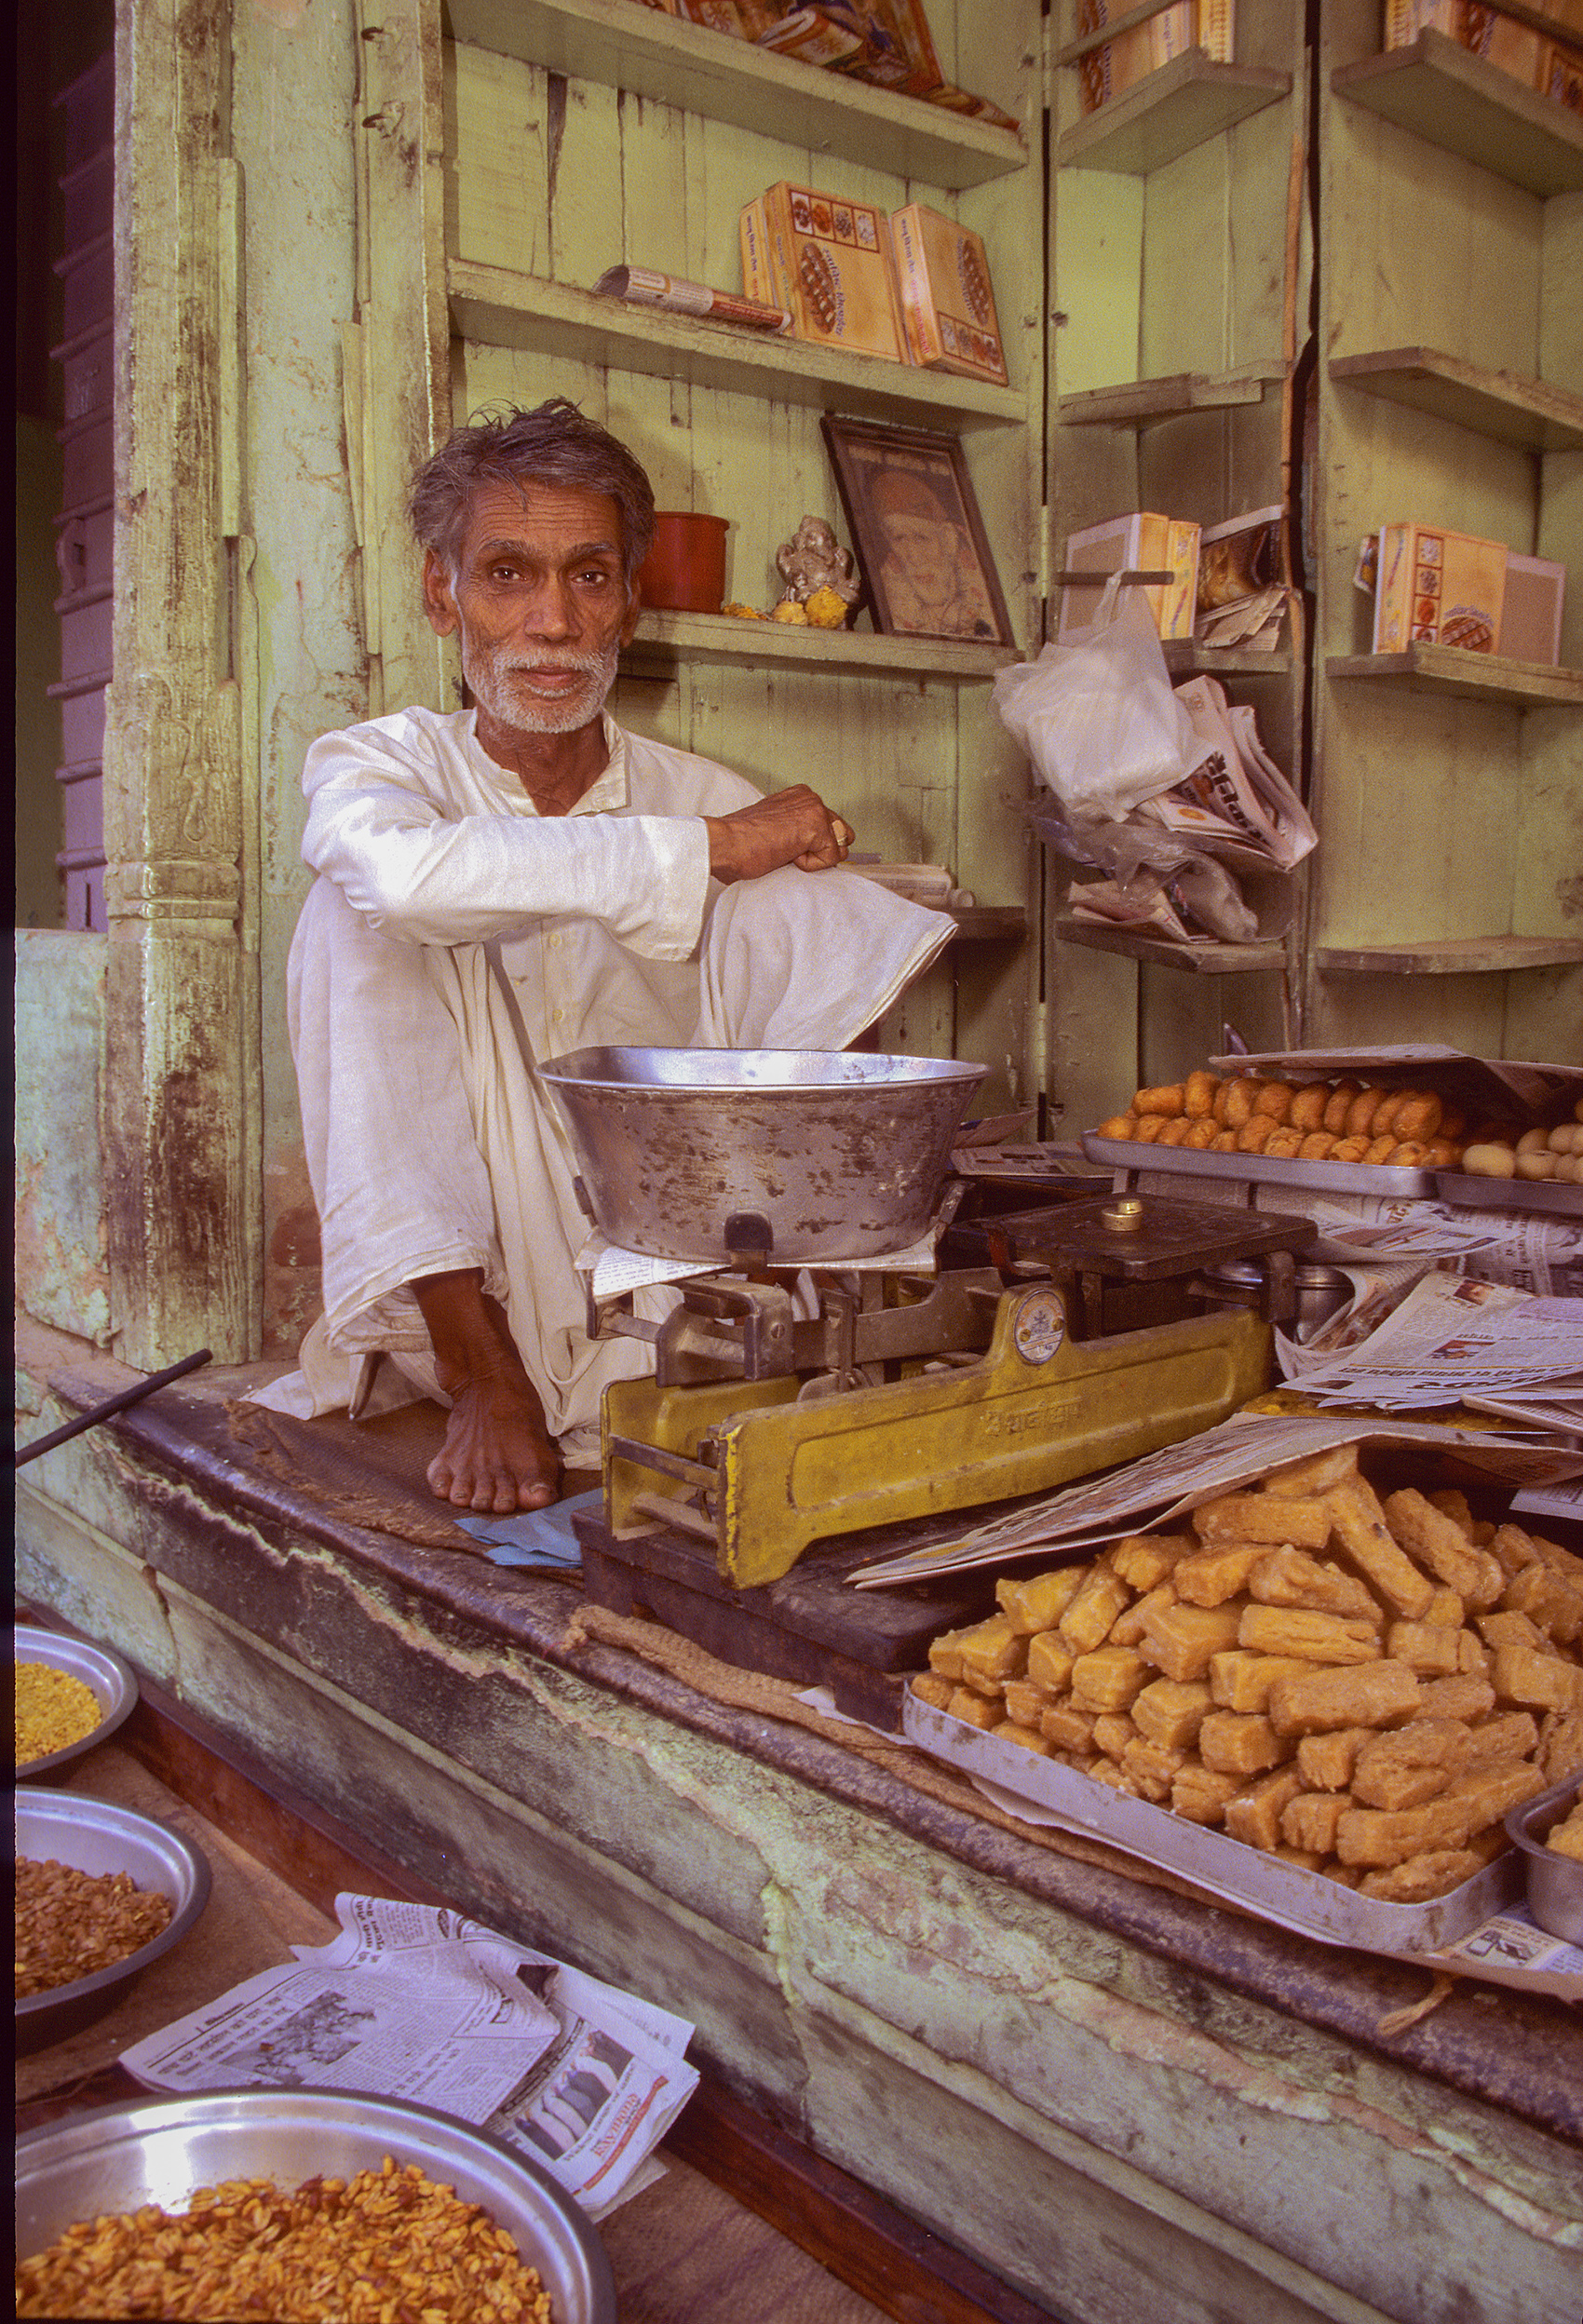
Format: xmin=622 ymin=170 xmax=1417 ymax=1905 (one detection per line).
xmin=14 ymin=1348 xmax=1582 ymax=2324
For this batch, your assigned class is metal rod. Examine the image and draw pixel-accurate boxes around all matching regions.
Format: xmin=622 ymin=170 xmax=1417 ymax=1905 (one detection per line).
xmin=13 ymin=1348 xmax=214 ymax=1467
xmin=1053 ymin=569 xmax=1176 ymax=588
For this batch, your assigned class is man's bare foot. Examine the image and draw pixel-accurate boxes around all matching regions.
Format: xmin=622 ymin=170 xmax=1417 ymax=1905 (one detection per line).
xmin=412 ymin=1270 xmax=561 ymax=1514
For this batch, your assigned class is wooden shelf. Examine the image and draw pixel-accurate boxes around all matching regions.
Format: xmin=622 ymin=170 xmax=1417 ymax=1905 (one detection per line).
xmin=1056 ymin=54 xmax=1291 ymax=175
xmin=1333 ymin=33 xmax=1583 ymax=199
xmin=622 ymin=608 xmax=1020 ymax=681
xmin=448 ymin=260 xmax=1027 ymax=430
xmin=443 ymin=0 xmax=1027 ymax=189
xmin=944 ymin=906 xmax=1027 ymax=944
xmin=1163 ymin=641 xmax=1292 ymax=678
xmin=1330 ymin=346 xmax=1583 ymax=453
xmin=1314 ymin=936 xmax=1583 ymax=976
xmin=1058 ymin=362 xmax=1287 ymax=426
xmin=1054 ymin=917 xmax=1287 ymax=974
xmin=1327 ymin=647 xmax=1583 ymax=707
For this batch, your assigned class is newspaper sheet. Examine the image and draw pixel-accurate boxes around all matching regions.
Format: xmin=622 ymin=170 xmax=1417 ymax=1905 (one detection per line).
xmin=1289 ymin=1273 xmax=1583 ymax=1419
xmin=120 ymin=1896 xmax=699 ymax=2221
xmin=847 ymin=1412 xmax=1583 ymax=1588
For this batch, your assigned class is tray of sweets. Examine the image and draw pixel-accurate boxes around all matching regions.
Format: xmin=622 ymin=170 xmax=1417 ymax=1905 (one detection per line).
xmin=1432 ymin=1172 xmax=1583 ymax=1220
xmin=1081 ymin=1134 xmax=1437 ymax=1201
xmin=903 ymin=1696 xmax=1522 ymax=1954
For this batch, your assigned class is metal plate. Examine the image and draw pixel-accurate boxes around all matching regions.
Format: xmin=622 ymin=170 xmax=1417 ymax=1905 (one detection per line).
xmin=16 ymin=2089 xmax=616 ymax=2324
xmin=16 ymin=1790 xmax=211 ymax=2052
xmin=1433 ymin=1171 xmax=1583 ymax=1219
xmin=904 ymin=1697 xmax=1522 ymax=1954
xmin=1505 ymin=1776 xmax=1583 ymax=1946
xmin=1082 ymin=1134 xmax=1437 ymax=1199
xmin=14 ymin=1624 xmax=139 ymax=1781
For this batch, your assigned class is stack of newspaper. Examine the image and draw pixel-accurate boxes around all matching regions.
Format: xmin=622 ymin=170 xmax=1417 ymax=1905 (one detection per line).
xmin=1287 ymin=1273 xmax=1583 ymax=1432
xmin=119 ymin=1896 xmax=698 ymax=2222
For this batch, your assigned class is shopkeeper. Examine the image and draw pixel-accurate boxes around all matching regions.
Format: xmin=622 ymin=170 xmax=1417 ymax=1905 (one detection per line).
xmin=253 ymin=399 xmax=954 ymax=1517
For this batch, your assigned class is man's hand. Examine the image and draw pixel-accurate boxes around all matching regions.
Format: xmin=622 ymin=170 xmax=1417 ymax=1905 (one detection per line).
xmin=705 ymin=784 xmax=855 ymax=885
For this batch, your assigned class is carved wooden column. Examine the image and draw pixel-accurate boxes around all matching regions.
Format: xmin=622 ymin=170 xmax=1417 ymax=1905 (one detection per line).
xmin=103 ymin=0 xmax=253 ymax=1367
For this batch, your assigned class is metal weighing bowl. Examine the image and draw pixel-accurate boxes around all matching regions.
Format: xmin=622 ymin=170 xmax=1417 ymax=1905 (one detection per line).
xmin=541 ymin=1046 xmax=986 ymax=1264
xmin=1504 ymin=1775 xmax=1583 ymax=1946
xmin=16 ymin=1790 xmax=211 ymax=2053
xmin=16 ymin=2088 xmax=618 ymax=2324
xmin=15 ymin=1624 xmax=139 ymax=1781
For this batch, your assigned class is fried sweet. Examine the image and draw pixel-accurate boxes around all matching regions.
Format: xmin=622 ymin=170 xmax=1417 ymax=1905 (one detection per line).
xmin=1281 ymin=1790 xmax=1350 ymax=1855
xmin=1121 ymin=1736 xmax=1186 ymax=1802
xmin=1381 ymin=1488 xmax=1503 ymax=1608
xmin=1267 ymin=1659 xmax=1422 ymax=1737
xmin=910 ymin=1671 xmax=954 ymax=1710
xmin=1238 ymin=1605 xmax=1382 ymax=1666
xmin=1419 ymin=1672 xmax=1496 ymax=1723
xmin=1137 ymin=1599 xmax=1246 ymax=1682
xmin=1248 ymin=1545 xmax=1381 ymax=1621
xmin=1040 ymin=1701 xmax=1097 ymax=1754
xmin=1130 ymin=1678 xmax=1212 ymax=1751
xmin=1135 ymin=1084 xmax=1185 ymax=1116
xmin=1059 ymin=1567 xmax=1132 ymax=1655
xmin=1321 ymin=1080 xmax=1363 ymax=1134
xmin=1209 ymin=1651 xmax=1314 ymax=1715
xmin=1184 ymin=1070 xmax=1220 ymax=1118
xmin=1192 ymin=1493 xmax=1333 ymax=1549
xmin=996 ymin=1565 xmax=1087 ymax=1635
xmin=1026 ymin=1631 xmax=1078 ymax=1693
xmin=1324 ymin=1477 xmax=1436 ymax=1618
xmin=1385 ymin=1620 xmax=1464 ymax=1678
xmin=1223 ymin=1767 xmax=1305 ymax=1851
xmin=1492 ymin=1643 xmax=1582 ymax=1716
xmin=1003 ymin=1678 xmax=1052 ymax=1728
xmin=1351 ymin=1719 xmax=1471 ymax=1810
xmin=1173 ymin=1543 xmax=1268 ymax=1607
xmin=946 ymin=1687 xmax=1002 ymax=1730
xmin=1461 ymin=1710 xmax=1539 ymax=1766
xmin=998 ymin=1723 xmax=1052 ymax=1755
xmin=1070 ymin=1645 xmax=1151 ymax=1716
xmin=1171 ymin=1762 xmax=1242 ymax=1825
xmin=1262 ymin=1445 xmax=1360 ymax=1498
xmin=1358 ymin=1849 xmax=1480 ymax=1902
xmin=1199 ymin=1711 xmax=1289 ymax=1777
xmin=1092 ymin=1712 xmax=1141 ymax=1762
xmin=1111 ymin=1532 xmax=1195 ymax=1590
xmin=1109 ymin=1581 xmax=1179 ymax=1648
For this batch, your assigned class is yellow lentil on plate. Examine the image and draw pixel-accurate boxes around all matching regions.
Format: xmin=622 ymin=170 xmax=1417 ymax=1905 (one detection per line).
xmin=15 ymin=1661 xmax=102 ymax=1764
xmin=15 ymin=2156 xmax=556 ymax=2322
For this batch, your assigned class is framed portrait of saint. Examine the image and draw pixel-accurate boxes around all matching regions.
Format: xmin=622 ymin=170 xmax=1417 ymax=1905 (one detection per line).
xmin=819 ymin=415 xmax=1013 ymax=646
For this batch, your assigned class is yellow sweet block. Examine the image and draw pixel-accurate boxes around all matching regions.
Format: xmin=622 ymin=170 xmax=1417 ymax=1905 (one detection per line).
xmin=996 ymin=1564 xmax=1088 ymax=1636
xmin=1381 ymin=1486 xmax=1502 ymax=1608
xmin=998 ymin=1722 xmax=1052 ymax=1756
xmin=1137 ymin=1600 xmax=1245 ymax=1682
xmin=1091 ymin=1712 xmax=1140 ymax=1763
xmin=1421 ymin=1586 xmax=1466 ymax=1629
xmin=1267 ymin=1659 xmax=1422 ymax=1737
xmin=1173 ymin=1543 xmax=1267 ymax=1607
xmin=1026 ymin=1631 xmax=1078 ymax=1693
xmin=1170 ymin=1762 xmax=1242 ymax=1825
xmin=1358 ymin=1849 xmax=1480 ymax=1902
xmin=1238 ymin=1604 xmax=1382 ymax=1666
xmin=1261 ymin=1446 xmax=1360 ymax=1497
xmin=1493 ymin=1643 xmax=1581 ymax=1716
xmin=1247 ymin=1546 xmax=1381 ymax=1623
xmin=1040 ymin=1701 xmax=1098 ymax=1754
xmin=952 ymin=1613 xmax=1027 ymax=1685
xmin=1223 ymin=1766 xmax=1305 ymax=1850
xmin=1070 ymin=1645 xmax=1151 ymax=1716
xmin=1109 ymin=1581 xmax=1178 ymax=1648
xmin=1120 ymin=1736 xmax=1185 ymax=1802
xmin=1419 ymin=1673 xmax=1496 ymax=1723
xmin=1209 ymin=1651 xmax=1314 ymax=1715
xmin=1002 ymin=1678 xmax=1050 ymax=1729
xmin=1198 ymin=1710 xmax=1289 ymax=1777
xmin=1461 ymin=1709 xmax=1539 ymax=1766
xmin=1130 ymin=1678 xmax=1212 ymax=1751
xmin=1111 ymin=1532 xmax=1195 ymax=1590
xmin=1059 ymin=1567 xmax=1131 ymax=1655
xmin=946 ymin=1687 xmax=1002 ymax=1731
xmin=1281 ymin=1790 xmax=1349 ymax=1854
xmin=1192 ymin=1493 xmax=1333 ymax=1549
xmin=1295 ymin=1726 xmax=1373 ymax=1790
xmin=1385 ymin=1621 xmax=1464 ymax=1679
xmin=1351 ymin=1719 xmax=1471 ymax=1811
xmin=910 ymin=1671 xmax=954 ymax=1710
xmin=1324 ymin=1478 xmax=1436 ymax=1619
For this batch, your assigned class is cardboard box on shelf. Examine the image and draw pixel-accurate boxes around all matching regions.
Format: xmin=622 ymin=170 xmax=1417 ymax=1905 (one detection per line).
xmin=1497 ymin=553 xmax=1566 ymax=663
xmin=1384 ymin=1 xmax=1544 ymax=88
xmin=888 ymin=204 xmax=1008 ymax=386
xmin=1373 ymin=523 xmax=1509 ymax=655
xmin=756 ymin=180 xmax=907 ymax=362
xmin=1059 ymin=511 xmax=1201 ymax=645
xmin=1076 ymin=0 xmax=1235 ymax=115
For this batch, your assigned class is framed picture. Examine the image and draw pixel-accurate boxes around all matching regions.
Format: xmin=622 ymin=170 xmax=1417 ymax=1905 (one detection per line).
xmin=819 ymin=415 xmax=1014 ymax=646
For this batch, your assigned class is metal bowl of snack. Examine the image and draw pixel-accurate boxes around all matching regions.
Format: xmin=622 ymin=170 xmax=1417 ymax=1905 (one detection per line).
xmin=16 ymin=2088 xmax=618 ymax=2323
xmin=1504 ymin=1774 xmax=1583 ymax=1945
xmin=15 ymin=1790 xmax=211 ymax=2053
xmin=15 ymin=1624 xmax=139 ymax=1781
xmin=541 ymin=1046 xmax=986 ymax=1263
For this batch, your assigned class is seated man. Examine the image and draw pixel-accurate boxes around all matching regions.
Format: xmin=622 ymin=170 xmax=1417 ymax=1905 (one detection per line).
xmin=258 ymin=399 xmax=954 ymax=1513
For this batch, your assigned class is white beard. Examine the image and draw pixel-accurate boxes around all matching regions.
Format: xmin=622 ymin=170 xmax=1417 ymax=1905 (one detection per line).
xmin=462 ymin=635 xmax=620 ymax=736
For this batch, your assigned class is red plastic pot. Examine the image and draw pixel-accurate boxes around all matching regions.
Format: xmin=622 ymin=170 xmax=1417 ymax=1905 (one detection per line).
xmin=636 ymin=512 xmax=729 ymax=614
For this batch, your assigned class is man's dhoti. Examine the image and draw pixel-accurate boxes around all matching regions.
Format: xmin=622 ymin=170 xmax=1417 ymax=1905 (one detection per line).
xmin=256 ymin=863 xmax=953 ymax=1458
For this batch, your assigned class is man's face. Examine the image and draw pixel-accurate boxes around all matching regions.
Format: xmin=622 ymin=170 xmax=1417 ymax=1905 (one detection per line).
xmin=423 ymin=479 xmax=641 ymax=740
xmin=882 ymin=510 xmax=959 ymax=601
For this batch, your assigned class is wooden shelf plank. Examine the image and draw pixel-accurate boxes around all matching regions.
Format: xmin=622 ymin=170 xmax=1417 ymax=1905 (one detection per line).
xmin=1058 ymin=361 xmax=1287 ymax=426
xmin=1163 ymin=641 xmax=1292 ymax=678
xmin=1055 ymin=54 xmax=1291 ymax=175
xmin=444 ymin=0 xmax=1028 ymax=190
xmin=1330 ymin=345 xmax=1583 ymax=453
xmin=1326 ymin=647 xmax=1583 ymax=707
xmin=1055 ymin=917 xmax=1287 ymax=974
xmin=944 ymin=906 xmax=1027 ymax=943
xmin=623 ymin=609 xmax=1020 ymax=680
xmin=1314 ymin=936 xmax=1583 ymax=976
xmin=1333 ymin=32 xmax=1583 ymax=199
xmin=448 ymin=260 xmax=1027 ymax=429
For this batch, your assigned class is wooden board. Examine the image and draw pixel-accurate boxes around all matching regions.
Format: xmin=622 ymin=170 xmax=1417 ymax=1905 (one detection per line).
xmin=1329 ymin=345 xmax=1583 ymax=453
xmin=1056 ymin=56 xmax=1292 ymax=177
xmin=1333 ymin=31 xmax=1583 ymax=199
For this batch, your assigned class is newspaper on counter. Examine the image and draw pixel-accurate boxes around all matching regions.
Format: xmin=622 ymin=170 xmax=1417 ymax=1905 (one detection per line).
xmin=119 ymin=1895 xmax=698 ymax=2221
xmin=1290 ymin=1272 xmax=1583 ymax=1422
xmin=847 ymin=1411 xmax=1583 ymax=1588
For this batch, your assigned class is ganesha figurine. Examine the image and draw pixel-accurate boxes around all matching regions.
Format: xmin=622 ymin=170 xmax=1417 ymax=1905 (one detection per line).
xmin=774 ymin=514 xmax=860 ymax=626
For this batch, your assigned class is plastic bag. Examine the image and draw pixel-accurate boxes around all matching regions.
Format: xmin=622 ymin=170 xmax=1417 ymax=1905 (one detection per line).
xmin=1023 ymin=798 xmax=1262 ymax=944
xmin=992 ymin=577 xmax=1197 ymax=823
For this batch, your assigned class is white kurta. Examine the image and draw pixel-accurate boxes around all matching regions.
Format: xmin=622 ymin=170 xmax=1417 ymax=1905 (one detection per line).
xmin=255 ymin=707 xmax=954 ymax=1455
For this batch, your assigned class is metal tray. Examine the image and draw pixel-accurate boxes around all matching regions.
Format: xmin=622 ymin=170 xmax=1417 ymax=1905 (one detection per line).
xmin=1082 ymin=1134 xmax=1437 ymax=1200
xmin=904 ymin=1697 xmax=1522 ymax=1954
xmin=15 ymin=1625 xmax=139 ymax=1781
xmin=1432 ymin=1171 xmax=1583 ymax=1220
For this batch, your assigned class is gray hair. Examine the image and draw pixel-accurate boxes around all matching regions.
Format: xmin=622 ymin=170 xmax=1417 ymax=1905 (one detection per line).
xmin=408 ymin=399 xmax=656 ymax=582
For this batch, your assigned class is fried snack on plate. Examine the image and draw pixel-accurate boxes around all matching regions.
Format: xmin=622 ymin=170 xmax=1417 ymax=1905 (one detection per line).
xmin=1262 ymin=1445 xmax=1360 ymax=1498
xmin=1547 ymin=1804 xmax=1583 ymax=1860
xmin=1097 ymin=1114 xmax=1138 ymax=1141
xmin=1184 ymin=1118 xmax=1219 ymax=1149
xmin=1131 ymin=1678 xmax=1212 ymax=1750
xmin=1325 ymin=1477 xmax=1436 ymax=1618
xmin=1193 ymin=1492 xmax=1333 ymax=1548
xmin=1360 ymin=1849 xmax=1481 ymax=1902
xmin=1298 ymin=1131 xmax=1338 ymax=1160
xmin=1387 ymin=1141 xmax=1430 ymax=1168
xmin=1184 ymin=1070 xmax=1220 ymax=1118
xmin=1289 ymin=1083 xmax=1330 ymax=1132
xmin=1171 ymin=1762 xmax=1242 ymax=1824
xmin=1158 ymin=1116 xmax=1194 ymax=1146
xmin=1173 ymin=1543 xmax=1267 ymax=1607
xmin=1070 ymin=1645 xmax=1151 ymax=1715
xmin=1282 ymin=1790 xmax=1350 ymax=1855
xmin=1419 ymin=1672 xmax=1496 ymax=1723
xmin=1111 ymin=1532 xmax=1194 ymax=1589
xmin=1351 ymin=1719 xmax=1472 ymax=1810
xmin=1330 ymin=1135 xmax=1370 ymax=1164
xmin=1219 ymin=1078 xmax=1260 ymax=1128
xmin=1386 ymin=1621 xmax=1464 ymax=1678
xmin=1137 ymin=1600 xmax=1245 ymax=1682
xmin=1252 ymin=1080 xmax=1296 ymax=1121
xmin=1199 ymin=1711 xmax=1290 ymax=1777
xmin=1027 ymin=1632 xmax=1077 ymax=1692
xmin=1249 ymin=1545 xmax=1382 ymax=1621
xmin=1210 ymin=1651 xmax=1314 ymax=1713
xmin=1237 ymin=1116 xmax=1279 ymax=1154
xmin=1134 ymin=1084 xmax=1185 ymax=1117
xmin=1322 ymin=1080 xmax=1363 ymax=1134
xmin=1362 ymin=1133 xmax=1401 ymax=1166
xmin=1238 ymin=1605 xmax=1382 ymax=1664
xmin=1296 ymin=1727 xmax=1373 ymax=1790
xmin=1133 ymin=1116 xmax=1168 ymax=1143
xmin=1263 ymin=1128 xmax=1304 ymax=1159
xmin=911 ymin=1671 xmax=954 ymax=1710
xmin=1394 ymin=1092 xmax=1443 ymax=1142
xmin=1382 ymin=1488 xmax=1503 ymax=1608
xmin=1369 ymin=1090 xmax=1408 ymax=1139
xmin=1268 ymin=1659 xmax=1422 ymax=1736
xmin=1110 ymin=1581 xmax=1179 ymax=1647
xmin=1039 ymin=1701 xmax=1098 ymax=1754
xmin=1345 ymin=1088 xmax=1387 ymax=1139
xmin=996 ymin=1565 xmax=1086 ymax=1635
xmin=947 ymin=1686 xmax=1002 ymax=1730
xmin=1059 ymin=1567 xmax=1131 ymax=1654
xmin=1223 ymin=1766 xmax=1305 ymax=1849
